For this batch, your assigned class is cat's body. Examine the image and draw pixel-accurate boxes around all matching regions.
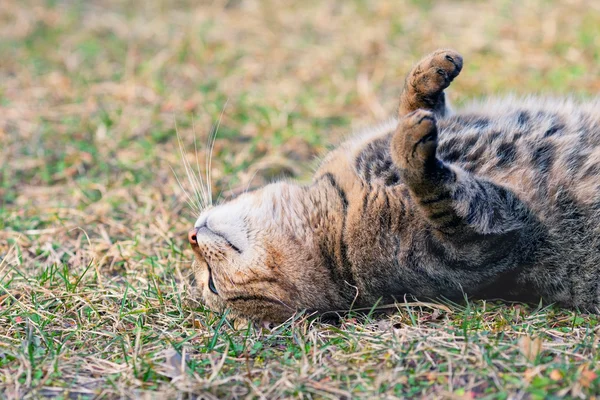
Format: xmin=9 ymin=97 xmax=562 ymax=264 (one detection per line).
xmin=189 ymin=50 xmax=600 ymax=323
xmin=318 ymin=97 xmax=600 ymax=310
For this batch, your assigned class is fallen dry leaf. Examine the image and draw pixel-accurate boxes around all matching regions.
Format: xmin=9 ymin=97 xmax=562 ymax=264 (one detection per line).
xmin=519 ymin=335 xmax=543 ymax=362
xmin=580 ymin=368 xmax=598 ymax=388
xmin=550 ymin=369 xmax=563 ymax=381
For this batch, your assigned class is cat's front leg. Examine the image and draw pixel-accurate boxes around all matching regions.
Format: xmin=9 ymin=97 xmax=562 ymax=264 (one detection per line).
xmin=391 ymin=109 xmax=537 ymax=238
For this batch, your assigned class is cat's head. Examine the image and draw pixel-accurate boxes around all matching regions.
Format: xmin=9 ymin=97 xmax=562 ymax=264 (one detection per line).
xmin=188 ymin=180 xmax=345 ymax=324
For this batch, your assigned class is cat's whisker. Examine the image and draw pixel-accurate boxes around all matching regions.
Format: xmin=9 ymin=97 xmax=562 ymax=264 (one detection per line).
xmin=213 ymin=185 xmax=227 ymax=207
xmin=205 ymin=125 xmax=215 ymax=208
xmin=176 ymin=118 xmax=207 ymax=214
xmin=175 ymin=119 xmax=199 ymax=206
xmin=170 ymin=121 xmax=202 ymax=215
xmin=244 ymin=169 xmax=262 ymax=195
xmin=191 ymin=115 xmax=210 ymax=210
xmin=170 ymin=165 xmax=201 ymax=215
xmin=172 ymin=107 xmax=230 ymax=218
xmin=206 ymin=100 xmax=228 ymax=207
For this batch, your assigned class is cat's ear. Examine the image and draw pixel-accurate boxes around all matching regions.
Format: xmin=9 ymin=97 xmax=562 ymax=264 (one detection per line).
xmin=398 ymin=49 xmax=463 ymax=118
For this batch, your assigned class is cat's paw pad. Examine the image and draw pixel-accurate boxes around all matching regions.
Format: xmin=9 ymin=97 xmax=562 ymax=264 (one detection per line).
xmin=392 ymin=109 xmax=438 ymax=171
xmin=408 ymin=49 xmax=463 ymax=98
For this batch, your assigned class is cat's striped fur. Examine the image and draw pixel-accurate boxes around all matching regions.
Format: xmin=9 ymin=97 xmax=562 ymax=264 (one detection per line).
xmin=189 ymin=50 xmax=600 ymax=323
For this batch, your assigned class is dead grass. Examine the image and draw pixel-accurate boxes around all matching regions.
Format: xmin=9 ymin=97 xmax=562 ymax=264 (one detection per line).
xmin=1 ymin=0 xmax=600 ymax=398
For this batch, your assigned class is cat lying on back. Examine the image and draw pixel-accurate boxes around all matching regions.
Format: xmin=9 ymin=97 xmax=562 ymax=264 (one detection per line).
xmin=188 ymin=49 xmax=600 ymax=324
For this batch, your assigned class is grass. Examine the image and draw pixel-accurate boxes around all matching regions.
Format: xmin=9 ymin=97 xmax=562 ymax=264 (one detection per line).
xmin=1 ymin=0 xmax=600 ymax=398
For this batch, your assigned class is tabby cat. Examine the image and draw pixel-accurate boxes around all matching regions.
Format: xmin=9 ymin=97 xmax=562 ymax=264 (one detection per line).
xmin=188 ymin=49 xmax=600 ymax=324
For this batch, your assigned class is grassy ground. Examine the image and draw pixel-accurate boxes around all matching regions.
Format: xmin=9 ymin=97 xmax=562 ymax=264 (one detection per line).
xmin=1 ymin=0 xmax=600 ymax=398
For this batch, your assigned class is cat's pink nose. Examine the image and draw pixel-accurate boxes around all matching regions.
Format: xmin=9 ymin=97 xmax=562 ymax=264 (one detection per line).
xmin=188 ymin=228 xmax=198 ymax=246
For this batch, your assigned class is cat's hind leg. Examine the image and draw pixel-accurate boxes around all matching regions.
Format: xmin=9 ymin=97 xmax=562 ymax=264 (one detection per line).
xmin=398 ymin=49 xmax=463 ymax=118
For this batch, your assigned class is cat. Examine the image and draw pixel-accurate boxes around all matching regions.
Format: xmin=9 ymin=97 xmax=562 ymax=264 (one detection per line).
xmin=188 ymin=49 xmax=600 ymax=324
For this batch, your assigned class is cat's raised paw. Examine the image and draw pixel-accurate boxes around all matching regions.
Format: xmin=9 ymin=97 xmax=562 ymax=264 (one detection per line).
xmin=392 ymin=109 xmax=439 ymax=173
xmin=399 ymin=49 xmax=463 ymax=117
xmin=410 ymin=49 xmax=462 ymax=96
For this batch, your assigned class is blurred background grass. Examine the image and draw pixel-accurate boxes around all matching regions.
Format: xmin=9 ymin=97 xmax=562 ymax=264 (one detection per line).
xmin=1 ymin=0 xmax=600 ymax=398
xmin=2 ymin=0 xmax=600 ymax=213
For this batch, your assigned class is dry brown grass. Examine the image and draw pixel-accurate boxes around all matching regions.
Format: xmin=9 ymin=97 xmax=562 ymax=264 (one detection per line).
xmin=1 ymin=0 xmax=600 ymax=398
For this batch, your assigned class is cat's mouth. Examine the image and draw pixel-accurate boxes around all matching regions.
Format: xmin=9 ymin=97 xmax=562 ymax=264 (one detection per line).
xmin=189 ymin=224 xmax=238 ymax=298
xmin=207 ymin=265 xmax=219 ymax=295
